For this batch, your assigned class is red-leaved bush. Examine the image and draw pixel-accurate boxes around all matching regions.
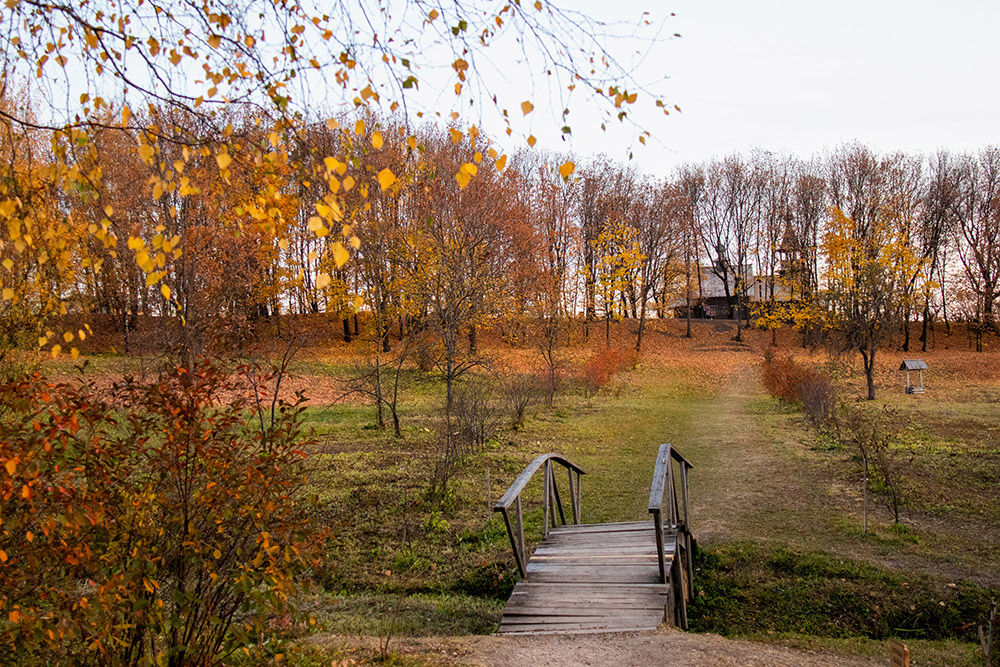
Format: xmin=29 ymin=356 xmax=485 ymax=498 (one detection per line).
xmin=761 ymin=350 xmax=836 ymax=426
xmin=580 ymin=347 xmax=637 ymax=397
xmin=0 ymin=362 xmax=325 ymax=665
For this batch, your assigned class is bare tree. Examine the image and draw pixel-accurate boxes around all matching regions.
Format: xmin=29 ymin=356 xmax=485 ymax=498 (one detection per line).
xmin=954 ymin=148 xmax=1000 ymax=351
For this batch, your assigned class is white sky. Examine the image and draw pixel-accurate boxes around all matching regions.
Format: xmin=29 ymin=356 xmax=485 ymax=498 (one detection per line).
xmin=522 ymin=0 xmax=1000 ymax=176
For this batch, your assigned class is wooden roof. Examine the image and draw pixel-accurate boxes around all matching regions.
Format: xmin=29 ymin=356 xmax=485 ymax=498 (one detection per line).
xmin=899 ymin=359 xmax=928 ymax=371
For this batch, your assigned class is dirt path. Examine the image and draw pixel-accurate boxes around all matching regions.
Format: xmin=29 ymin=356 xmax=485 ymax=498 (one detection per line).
xmin=672 ymin=363 xmax=838 ymax=548
xmin=321 ymin=628 xmax=878 ymax=666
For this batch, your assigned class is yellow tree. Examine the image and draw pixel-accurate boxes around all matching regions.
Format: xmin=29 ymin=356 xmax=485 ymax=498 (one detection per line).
xmin=0 ymin=1 xmax=675 ymax=359
xmin=822 ymin=206 xmax=923 ymax=399
xmin=591 ymin=217 xmax=644 ymax=346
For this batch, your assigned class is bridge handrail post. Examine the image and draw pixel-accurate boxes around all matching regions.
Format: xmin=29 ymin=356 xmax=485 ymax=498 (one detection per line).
xmin=648 ymin=443 xmax=695 ymax=587
xmin=493 ymin=453 xmax=586 ymax=579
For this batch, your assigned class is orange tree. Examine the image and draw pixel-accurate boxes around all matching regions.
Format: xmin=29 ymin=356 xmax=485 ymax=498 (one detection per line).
xmin=0 ymin=363 xmax=324 ymax=664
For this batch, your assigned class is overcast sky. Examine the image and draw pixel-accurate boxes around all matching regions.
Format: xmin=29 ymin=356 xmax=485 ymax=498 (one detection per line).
xmin=532 ymin=0 xmax=1000 ymax=176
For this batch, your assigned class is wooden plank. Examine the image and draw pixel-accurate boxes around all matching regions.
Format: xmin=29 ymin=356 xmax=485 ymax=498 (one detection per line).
xmin=539 ymin=530 xmax=667 ymax=541
xmin=500 ymin=616 xmax=662 ymax=627
xmin=509 ymin=589 xmax=667 ymax=597
xmin=499 ymin=621 xmax=660 ymax=633
xmin=537 ymin=536 xmax=656 ymax=545
xmin=521 ymin=572 xmax=662 ymax=580
xmin=500 ymin=616 xmax=663 ymax=626
xmin=533 ymin=546 xmax=663 ymax=555
xmin=547 ymin=522 xmax=652 ymax=533
xmin=501 ymin=609 xmax=663 ymax=619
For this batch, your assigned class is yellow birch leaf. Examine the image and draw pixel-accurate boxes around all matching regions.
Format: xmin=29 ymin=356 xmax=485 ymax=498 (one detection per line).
xmin=2 ymin=259 xmax=12 ymax=271
xmin=354 ymin=120 xmax=365 ymax=135
xmin=377 ymin=168 xmax=396 ymax=191
xmin=315 ymin=273 xmax=331 ymax=289
xmin=496 ymin=154 xmax=507 ymax=172
xmin=527 ymin=135 xmax=537 ymax=147
xmin=456 ymin=170 xmax=471 ymax=189
xmin=449 ymin=128 xmax=463 ymax=144
xmin=278 ymin=238 xmax=289 ymax=250
xmin=51 ymin=344 xmax=62 ymax=357
xmin=4 ymin=459 xmax=15 ymax=475
xmin=137 ymin=143 xmax=154 ymax=164
xmin=1 ymin=288 xmax=13 ymax=301
xmin=63 ymin=332 xmax=73 ymax=343
xmin=326 ymin=118 xmax=339 ymax=130
xmin=216 ymin=152 xmax=232 ymax=170
xmin=353 ymin=295 xmax=364 ymax=310
xmin=161 ymin=284 xmax=171 ymax=300
xmin=332 ymin=242 xmax=349 ymax=268
xmin=371 ymin=131 xmax=383 ymax=149
xmin=521 ymin=101 xmax=534 ymax=115
xmin=349 ymin=235 xmax=361 ymax=250
xmin=559 ymin=161 xmax=575 ymax=179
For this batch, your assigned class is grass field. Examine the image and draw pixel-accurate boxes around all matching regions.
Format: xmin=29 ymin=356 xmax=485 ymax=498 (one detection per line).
xmin=35 ymin=318 xmax=1000 ymax=664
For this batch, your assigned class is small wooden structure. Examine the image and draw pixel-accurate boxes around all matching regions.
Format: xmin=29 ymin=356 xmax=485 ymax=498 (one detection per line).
xmin=492 ymin=445 xmax=695 ymax=634
xmin=899 ymin=359 xmax=928 ymax=394
xmin=889 ymin=639 xmax=910 ymax=667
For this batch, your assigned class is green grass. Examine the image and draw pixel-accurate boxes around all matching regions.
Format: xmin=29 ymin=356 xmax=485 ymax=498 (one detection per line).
xmin=28 ymin=343 xmax=1000 ymax=664
xmin=689 ymin=542 xmax=996 ymax=643
xmin=289 ymin=351 xmax=999 ymax=665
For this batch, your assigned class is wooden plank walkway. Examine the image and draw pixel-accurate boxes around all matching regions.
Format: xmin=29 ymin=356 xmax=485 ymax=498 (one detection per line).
xmin=497 ymin=521 xmax=678 ymax=634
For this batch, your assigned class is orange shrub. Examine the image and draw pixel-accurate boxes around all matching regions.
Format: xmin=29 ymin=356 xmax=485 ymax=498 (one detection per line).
xmin=580 ymin=347 xmax=637 ymax=397
xmin=761 ymin=350 xmax=836 ymax=426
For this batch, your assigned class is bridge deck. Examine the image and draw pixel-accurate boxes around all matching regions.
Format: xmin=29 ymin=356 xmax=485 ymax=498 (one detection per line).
xmin=497 ymin=521 xmax=677 ymax=634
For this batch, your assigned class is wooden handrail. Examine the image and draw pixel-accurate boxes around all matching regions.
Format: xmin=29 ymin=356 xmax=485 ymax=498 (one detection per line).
xmin=648 ymin=443 xmax=694 ymax=588
xmin=493 ymin=453 xmax=585 ymax=578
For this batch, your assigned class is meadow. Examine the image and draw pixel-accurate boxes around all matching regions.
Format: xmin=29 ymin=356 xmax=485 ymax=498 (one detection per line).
xmin=20 ymin=317 xmax=1000 ymax=665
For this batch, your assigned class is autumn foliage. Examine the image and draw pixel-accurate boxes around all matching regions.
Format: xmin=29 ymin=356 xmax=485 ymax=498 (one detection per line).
xmin=760 ymin=350 xmax=836 ymax=426
xmin=0 ymin=363 xmax=323 ymax=664
xmin=580 ymin=346 xmax=637 ymax=397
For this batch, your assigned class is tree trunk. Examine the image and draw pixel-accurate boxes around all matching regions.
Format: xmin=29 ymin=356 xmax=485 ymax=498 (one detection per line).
xmin=636 ymin=295 xmax=647 ymax=353
xmin=902 ymin=306 xmax=911 ymax=351
xmin=342 ymin=317 xmax=352 ymax=343
xmin=734 ymin=294 xmax=743 ymax=342
xmin=860 ymin=346 xmax=876 ymax=400
xmin=920 ymin=302 xmax=930 ymax=353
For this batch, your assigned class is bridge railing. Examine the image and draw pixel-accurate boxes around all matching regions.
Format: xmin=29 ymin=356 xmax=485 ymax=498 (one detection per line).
xmin=648 ymin=442 xmax=695 ymax=624
xmin=493 ymin=453 xmax=585 ymax=578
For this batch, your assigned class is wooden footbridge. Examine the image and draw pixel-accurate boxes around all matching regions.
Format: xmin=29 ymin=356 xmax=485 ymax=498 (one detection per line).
xmin=492 ymin=444 xmax=695 ymax=635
